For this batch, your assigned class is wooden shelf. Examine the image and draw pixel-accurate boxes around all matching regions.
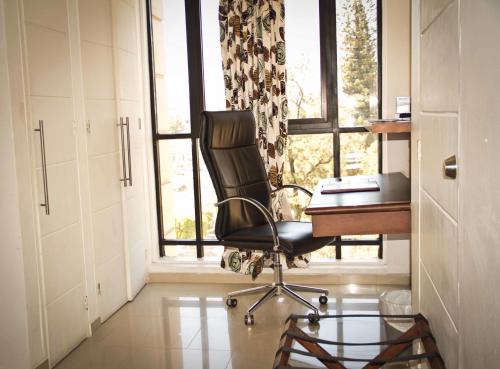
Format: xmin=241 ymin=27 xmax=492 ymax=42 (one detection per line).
xmin=365 ymin=120 xmax=411 ymax=134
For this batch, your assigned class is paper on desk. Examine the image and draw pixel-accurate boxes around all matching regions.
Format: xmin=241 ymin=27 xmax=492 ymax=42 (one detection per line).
xmin=321 ymin=178 xmax=380 ymax=194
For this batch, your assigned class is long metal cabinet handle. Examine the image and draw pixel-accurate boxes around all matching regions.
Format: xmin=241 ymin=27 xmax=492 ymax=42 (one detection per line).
xmin=125 ymin=116 xmax=132 ymax=186
xmin=34 ymin=120 xmax=50 ymax=215
xmin=118 ymin=117 xmax=128 ymax=187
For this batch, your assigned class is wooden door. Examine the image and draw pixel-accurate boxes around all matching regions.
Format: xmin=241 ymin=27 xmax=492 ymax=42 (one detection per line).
xmin=22 ymin=0 xmax=88 ymax=364
xmin=78 ymin=0 xmax=128 ymax=321
xmin=112 ymin=0 xmax=148 ymax=298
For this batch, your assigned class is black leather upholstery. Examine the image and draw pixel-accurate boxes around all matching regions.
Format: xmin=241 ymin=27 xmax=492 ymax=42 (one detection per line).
xmin=200 ymin=110 xmax=334 ymax=255
xmin=200 ymin=111 xmax=272 ymax=238
xmin=222 ymin=221 xmax=333 ymax=257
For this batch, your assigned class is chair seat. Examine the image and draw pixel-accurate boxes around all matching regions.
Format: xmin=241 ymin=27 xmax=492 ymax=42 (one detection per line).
xmin=221 ymin=221 xmax=335 ymax=256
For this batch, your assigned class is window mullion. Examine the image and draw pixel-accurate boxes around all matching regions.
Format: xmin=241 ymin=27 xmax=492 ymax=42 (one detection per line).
xmin=145 ymin=0 xmax=166 ymax=256
xmin=184 ymin=0 xmax=205 ymax=257
xmin=329 ymin=0 xmax=341 ymax=258
xmin=377 ymin=0 xmax=383 ymax=259
xmin=323 ymin=0 xmax=338 ymax=128
xmin=191 ymin=138 xmax=204 ymax=258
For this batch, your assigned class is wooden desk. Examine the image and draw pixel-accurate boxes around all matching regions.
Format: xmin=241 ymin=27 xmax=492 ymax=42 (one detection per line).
xmin=365 ymin=120 xmax=412 ymax=133
xmin=305 ymin=173 xmax=411 ymax=237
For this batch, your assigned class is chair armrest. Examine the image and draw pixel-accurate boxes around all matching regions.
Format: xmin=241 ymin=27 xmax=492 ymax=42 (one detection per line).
xmin=271 ymin=184 xmax=313 ymax=198
xmin=215 ymin=196 xmax=283 ymax=252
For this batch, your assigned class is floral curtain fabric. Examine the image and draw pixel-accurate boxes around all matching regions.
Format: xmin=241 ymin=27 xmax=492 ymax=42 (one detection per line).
xmin=219 ymin=0 xmax=288 ymax=200
xmin=221 ymin=249 xmax=310 ymax=280
xmin=218 ymin=0 xmax=310 ymax=278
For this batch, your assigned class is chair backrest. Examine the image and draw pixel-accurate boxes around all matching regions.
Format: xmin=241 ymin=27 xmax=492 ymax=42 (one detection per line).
xmin=200 ymin=110 xmax=272 ymax=239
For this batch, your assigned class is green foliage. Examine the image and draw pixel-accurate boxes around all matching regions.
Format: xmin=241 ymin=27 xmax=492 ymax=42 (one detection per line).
xmin=174 ymin=211 xmax=215 ymax=240
xmin=285 ymin=134 xmax=333 ymax=190
xmin=174 ymin=218 xmax=196 ymax=239
xmin=285 ymin=0 xmax=379 ymax=221
xmin=341 ymin=0 xmax=377 ymax=123
xmin=284 ymin=134 xmax=333 ymax=218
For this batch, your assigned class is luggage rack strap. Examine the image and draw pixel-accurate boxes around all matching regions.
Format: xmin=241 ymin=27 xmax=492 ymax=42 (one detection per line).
xmin=280 ymin=328 xmax=434 ymax=347
xmin=286 ymin=313 xmax=423 ymax=323
xmin=275 ymin=346 xmax=440 ymax=364
xmin=274 ymin=313 xmax=446 ymax=369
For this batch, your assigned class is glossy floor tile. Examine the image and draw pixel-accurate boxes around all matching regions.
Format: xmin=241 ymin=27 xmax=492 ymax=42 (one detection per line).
xmin=55 ymin=283 xmax=415 ymax=369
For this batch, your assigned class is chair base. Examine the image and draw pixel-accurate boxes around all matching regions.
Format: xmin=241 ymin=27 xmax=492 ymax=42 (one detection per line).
xmin=226 ymin=253 xmax=329 ymax=324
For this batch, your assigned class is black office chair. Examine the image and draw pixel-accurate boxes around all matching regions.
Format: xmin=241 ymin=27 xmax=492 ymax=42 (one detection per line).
xmin=200 ymin=110 xmax=335 ymax=325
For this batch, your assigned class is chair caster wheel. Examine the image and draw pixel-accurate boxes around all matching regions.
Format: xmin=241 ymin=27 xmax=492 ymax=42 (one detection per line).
xmin=244 ymin=314 xmax=254 ymax=325
xmin=308 ymin=313 xmax=320 ymax=324
xmin=319 ymin=295 xmax=328 ymax=305
xmin=226 ymin=298 xmax=237 ymax=308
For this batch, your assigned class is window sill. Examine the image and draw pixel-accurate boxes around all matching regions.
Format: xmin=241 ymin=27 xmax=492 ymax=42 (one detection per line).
xmin=148 ymin=258 xmax=409 ymax=286
xmin=155 ymin=256 xmax=385 ymax=267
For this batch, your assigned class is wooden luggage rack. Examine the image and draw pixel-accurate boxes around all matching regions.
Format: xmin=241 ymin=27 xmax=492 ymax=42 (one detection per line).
xmin=274 ymin=313 xmax=445 ymax=369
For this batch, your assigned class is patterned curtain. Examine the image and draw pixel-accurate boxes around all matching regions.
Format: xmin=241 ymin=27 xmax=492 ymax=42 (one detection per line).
xmin=219 ymin=0 xmax=287 ymax=199
xmin=218 ymin=0 xmax=310 ymax=279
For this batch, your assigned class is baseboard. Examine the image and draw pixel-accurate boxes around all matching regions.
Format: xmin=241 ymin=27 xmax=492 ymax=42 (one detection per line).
xmin=148 ymin=270 xmax=409 ymax=286
xmin=90 ymin=317 xmax=101 ymax=334
xmin=34 ymin=359 xmax=49 ymax=369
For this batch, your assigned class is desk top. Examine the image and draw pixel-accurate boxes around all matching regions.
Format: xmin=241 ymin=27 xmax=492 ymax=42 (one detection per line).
xmin=365 ymin=120 xmax=411 ymax=133
xmin=305 ymin=172 xmax=411 ymax=215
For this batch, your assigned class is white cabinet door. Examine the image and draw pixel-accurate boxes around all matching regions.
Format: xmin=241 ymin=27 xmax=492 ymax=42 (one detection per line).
xmin=79 ymin=0 xmax=128 ymax=321
xmin=30 ymin=97 xmax=75 ymax=166
xmin=23 ymin=0 xmax=88 ymax=364
xmin=415 ymin=1 xmax=460 ymax=367
xmin=458 ymin=0 xmax=500 ymax=366
xmin=119 ymin=102 xmax=148 ymax=298
xmin=117 ymin=49 xmax=141 ymax=101
xmin=24 ymin=24 xmax=72 ymax=97
xmin=113 ymin=0 xmax=138 ymax=54
xmin=113 ymin=0 xmax=148 ymax=298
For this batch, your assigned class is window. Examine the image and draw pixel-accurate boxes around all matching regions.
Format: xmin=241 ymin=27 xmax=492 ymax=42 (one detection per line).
xmin=147 ymin=0 xmax=223 ymax=259
xmin=285 ymin=0 xmax=382 ymax=260
xmin=147 ymin=0 xmax=382 ymax=260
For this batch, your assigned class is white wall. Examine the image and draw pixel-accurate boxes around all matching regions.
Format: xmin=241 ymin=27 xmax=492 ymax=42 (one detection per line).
xmin=382 ymin=0 xmax=411 ymax=176
xmin=458 ymin=0 xmax=500 ymax=366
xmin=382 ymin=0 xmax=411 ymax=275
xmin=0 ymin=1 xmax=31 ymax=367
xmin=410 ymin=0 xmax=421 ymax=314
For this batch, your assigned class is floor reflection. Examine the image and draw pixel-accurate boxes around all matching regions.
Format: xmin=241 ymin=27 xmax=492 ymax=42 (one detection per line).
xmin=55 ymin=283 xmax=410 ymax=369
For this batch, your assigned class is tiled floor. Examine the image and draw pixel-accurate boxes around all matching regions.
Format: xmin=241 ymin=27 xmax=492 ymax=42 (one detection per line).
xmin=55 ymin=283 xmax=412 ymax=369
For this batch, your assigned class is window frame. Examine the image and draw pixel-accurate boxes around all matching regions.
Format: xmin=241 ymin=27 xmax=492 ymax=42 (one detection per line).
xmin=287 ymin=0 xmax=337 ymax=135
xmin=146 ymin=0 xmax=384 ymax=260
xmin=146 ymin=0 xmax=213 ymax=259
xmin=287 ymin=0 xmax=383 ymax=259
